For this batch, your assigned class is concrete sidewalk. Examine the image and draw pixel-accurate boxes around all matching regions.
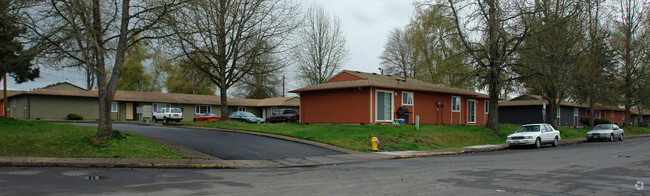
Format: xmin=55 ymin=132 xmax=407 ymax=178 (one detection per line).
xmin=1 ymin=128 xmax=647 ymax=169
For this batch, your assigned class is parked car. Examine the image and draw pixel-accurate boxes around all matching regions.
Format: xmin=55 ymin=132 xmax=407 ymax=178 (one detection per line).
xmin=586 ymin=124 xmax=624 ymax=142
xmin=193 ymin=113 xmax=221 ymax=122
xmin=153 ymin=108 xmax=183 ymax=123
xmin=229 ymin=111 xmax=264 ymax=123
xmin=266 ymin=109 xmax=300 ymax=123
xmin=506 ymin=123 xmax=561 ymax=148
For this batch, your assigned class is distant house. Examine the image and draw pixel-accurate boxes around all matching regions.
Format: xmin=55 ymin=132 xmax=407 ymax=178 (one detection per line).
xmin=499 ymin=95 xmax=588 ymax=126
xmin=290 ymin=70 xmax=489 ymax=125
xmin=591 ymin=104 xmax=626 ymax=125
xmin=499 ymin=95 xmax=627 ymax=126
xmin=0 ymin=90 xmax=23 ymax=117
xmin=631 ymin=108 xmax=650 ymax=126
xmin=5 ymin=82 xmax=299 ymax=121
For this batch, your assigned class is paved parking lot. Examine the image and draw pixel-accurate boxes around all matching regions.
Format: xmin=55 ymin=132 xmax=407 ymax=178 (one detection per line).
xmin=65 ymin=123 xmax=344 ymax=160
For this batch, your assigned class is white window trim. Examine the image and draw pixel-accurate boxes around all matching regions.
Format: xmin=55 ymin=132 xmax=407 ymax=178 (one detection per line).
xmin=451 ymin=96 xmax=461 ymax=112
xmin=467 ymin=99 xmax=476 ymax=123
xmin=484 ymin=100 xmax=489 ymax=114
xmin=111 ymin=101 xmax=118 ymax=113
xmin=402 ymin=91 xmax=414 ymax=106
xmin=375 ymin=90 xmax=394 ymax=122
xmin=574 ymin=108 xmax=578 ymax=117
xmin=195 ymin=105 xmax=211 ymax=114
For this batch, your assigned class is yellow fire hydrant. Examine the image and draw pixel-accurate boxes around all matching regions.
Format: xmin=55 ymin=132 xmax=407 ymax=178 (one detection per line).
xmin=371 ymin=137 xmax=379 ymax=151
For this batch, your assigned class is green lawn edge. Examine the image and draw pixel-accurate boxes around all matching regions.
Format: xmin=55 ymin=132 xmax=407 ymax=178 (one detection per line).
xmin=188 ymin=121 xmax=650 ymax=152
xmin=0 ymin=118 xmax=188 ymax=158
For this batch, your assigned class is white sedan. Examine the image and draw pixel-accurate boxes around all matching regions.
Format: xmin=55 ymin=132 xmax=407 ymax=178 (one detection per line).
xmin=507 ymin=123 xmax=561 ymax=148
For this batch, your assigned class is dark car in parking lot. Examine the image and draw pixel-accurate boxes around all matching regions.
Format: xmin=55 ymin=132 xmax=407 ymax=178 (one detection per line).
xmin=266 ymin=109 xmax=300 ymax=123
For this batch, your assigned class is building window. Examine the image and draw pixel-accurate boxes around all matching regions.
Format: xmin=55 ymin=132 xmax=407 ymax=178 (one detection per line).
xmin=195 ymin=105 xmax=211 ymax=114
xmin=402 ymin=92 xmax=413 ymax=105
xmin=484 ymin=100 xmax=489 ymax=114
xmin=574 ymin=108 xmax=578 ymax=116
xmin=452 ymin=96 xmax=460 ymax=112
xmin=611 ymin=111 xmax=614 ymax=118
xmin=271 ymin=106 xmax=278 ymax=113
xmin=111 ymin=102 xmax=118 ymax=112
xmin=238 ymin=106 xmax=246 ymax=112
xmin=467 ymin=100 xmax=476 ymax=123
xmin=595 ymin=111 xmax=601 ymax=119
xmin=153 ymin=103 xmax=171 ymax=113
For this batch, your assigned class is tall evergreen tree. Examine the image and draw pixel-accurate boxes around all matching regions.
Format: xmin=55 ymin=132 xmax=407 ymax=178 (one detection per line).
xmin=1 ymin=0 xmax=39 ymax=117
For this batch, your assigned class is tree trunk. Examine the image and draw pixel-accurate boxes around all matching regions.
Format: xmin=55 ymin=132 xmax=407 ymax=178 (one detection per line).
xmin=636 ymin=104 xmax=643 ymax=126
xmin=588 ymin=96 xmax=595 ymax=127
xmin=220 ymin=87 xmax=229 ymax=120
xmin=486 ymin=70 xmax=500 ymax=134
xmin=484 ymin=0 xmax=500 ymax=134
xmin=94 ymin=0 xmax=131 ymax=141
xmin=3 ymin=72 xmax=7 ymax=117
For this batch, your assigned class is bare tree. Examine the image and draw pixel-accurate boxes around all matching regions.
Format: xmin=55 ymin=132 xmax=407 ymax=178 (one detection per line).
xmin=294 ymin=4 xmax=350 ymax=86
xmin=445 ymin=0 xmax=533 ymax=133
xmin=379 ymin=27 xmax=414 ymax=78
xmin=26 ymin=0 xmax=184 ymax=140
xmin=166 ymin=0 xmax=299 ymax=119
xmin=407 ymin=3 xmax=474 ymax=90
xmin=609 ymin=0 xmax=649 ymax=127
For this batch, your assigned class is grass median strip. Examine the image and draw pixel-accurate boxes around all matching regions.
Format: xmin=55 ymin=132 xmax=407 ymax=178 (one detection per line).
xmin=0 ymin=118 xmax=188 ymax=158
xmin=190 ymin=121 xmax=650 ymax=152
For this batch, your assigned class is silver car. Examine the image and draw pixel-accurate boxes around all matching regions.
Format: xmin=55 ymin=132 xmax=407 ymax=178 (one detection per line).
xmin=586 ymin=124 xmax=624 ymax=142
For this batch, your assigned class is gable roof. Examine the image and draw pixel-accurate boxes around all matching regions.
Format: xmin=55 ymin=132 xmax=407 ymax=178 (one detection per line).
xmin=42 ymin=82 xmax=86 ymax=91
xmin=10 ymin=88 xmax=298 ymax=107
xmin=0 ymin=90 xmax=24 ymax=100
xmin=290 ymin=70 xmax=488 ymax=98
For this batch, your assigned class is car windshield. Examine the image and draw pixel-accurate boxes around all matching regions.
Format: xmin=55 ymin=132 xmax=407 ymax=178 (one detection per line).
xmin=170 ymin=109 xmax=181 ymax=113
xmin=241 ymin=112 xmax=256 ymax=117
xmin=592 ymin=124 xmax=612 ymax=130
xmin=516 ymin=125 xmax=540 ymax=133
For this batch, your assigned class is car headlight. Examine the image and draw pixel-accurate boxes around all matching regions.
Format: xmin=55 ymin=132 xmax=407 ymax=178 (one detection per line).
xmin=525 ymin=136 xmax=533 ymax=139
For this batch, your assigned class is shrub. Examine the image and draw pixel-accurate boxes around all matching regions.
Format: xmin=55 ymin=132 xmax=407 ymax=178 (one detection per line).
xmin=579 ymin=116 xmax=590 ymax=125
xmin=595 ymin=118 xmax=611 ymax=125
xmin=580 ymin=116 xmax=612 ymax=126
xmin=67 ymin=113 xmax=83 ymax=120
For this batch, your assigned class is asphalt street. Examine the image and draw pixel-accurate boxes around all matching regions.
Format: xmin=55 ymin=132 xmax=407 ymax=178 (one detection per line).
xmin=1 ymin=136 xmax=648 ymax=195
xmin=62 ymin=123 xmax=344 ymax=160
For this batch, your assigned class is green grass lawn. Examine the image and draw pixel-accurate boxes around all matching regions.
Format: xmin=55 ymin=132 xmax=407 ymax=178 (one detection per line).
xmin=190 ymin=121 xmax=650 ymax=152
xmin=0 ymin=118 xmax=188 ymax=158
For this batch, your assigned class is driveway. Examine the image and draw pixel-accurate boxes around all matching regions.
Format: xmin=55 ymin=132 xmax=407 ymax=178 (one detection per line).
xmin=65 ymin=123 xmax=344 ymax=160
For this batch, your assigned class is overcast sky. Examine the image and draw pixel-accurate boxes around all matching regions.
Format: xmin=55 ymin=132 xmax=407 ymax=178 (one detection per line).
xmin=4 ymin=0 xmax=416 ymax=93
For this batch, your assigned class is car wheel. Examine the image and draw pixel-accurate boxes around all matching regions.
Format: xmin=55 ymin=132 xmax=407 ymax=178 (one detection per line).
xmin=193 ymin=119 xmax=196 ymax=122
xmin=163 ymin=117 xmax=168 ymax=123
xmin=265 ymin=120 xmax=270 ymax=124
xmin=619 ymin=133 xmax=624 ymax=141
xmin=286 ymin=119 xmax=292 ymax=124
xmin=552 ymin=137 xmax=558 ymax=147
xmin=608 ymin=134 xmax=614 ymax=142
xmin=534 ymin=138 xmax=541 ymax=149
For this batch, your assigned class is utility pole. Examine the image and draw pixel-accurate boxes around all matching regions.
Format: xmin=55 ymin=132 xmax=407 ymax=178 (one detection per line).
xmin=3 ymin=72 xmax=7 ymax=117
xmin=282 ymin=75 xmax=285 ymax=97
